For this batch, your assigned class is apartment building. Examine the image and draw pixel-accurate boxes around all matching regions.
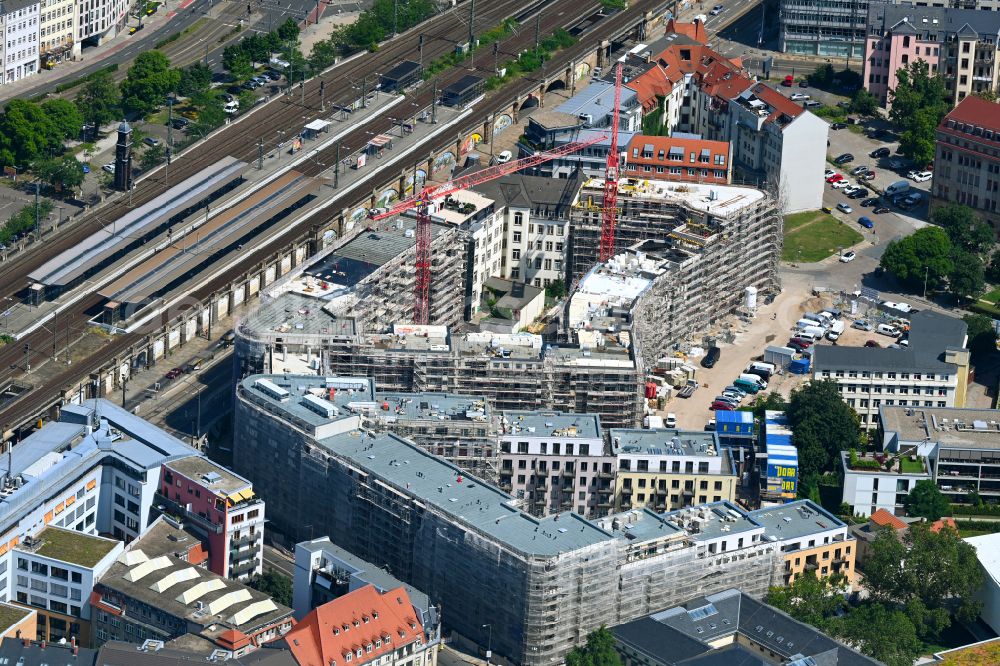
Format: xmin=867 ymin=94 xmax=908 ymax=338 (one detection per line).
xmin=284 ymin=585 xmax=439 ymax=666
xmin=158 ymin=458 xmax=265 ymax=580
xmin=96 ymin=641 xmax=295 ymax=666
xmin=91 ymin=519 xmax=294 ymax=656
xmin=2 ymin=0 xmax=40 ymax=84
xmin=472 ymin=174 xmax=581 ymax=290
xmin=812 ymin=310 xmax=970 ymax=425
xmin=864 ymin=4 xmax=1000 ymax=108
xmin=568 ymin=182 xmax=780 ymax=356
xmin=779 ymin=0 xmax=871 ymax=59
xmin=612 ymin=588 xmax=880 ymax=666
xmin=624 ymin=27 xmax=828 ymax=211
xmin=623 ymin=135 xmax=732 ymax=185
xmin=611 ymin=429 xmax=738 ymax=512
xmin=747 ymin=501 xmax=857 ymax=588
xmin=497 ymin=412 xmax=615 ymax=518
xmin=234 ymin=373 xmax=785 ymax=665
xmin=12 ymin=528 xmax=121 ymax=644
xmin=0 ymin=638 xmax=96 ymax=666
xmin=291 ymin=537 xmax=434 ymax=625
xmin=932 ymin=95 xmax=1000 ymax=229
xmin=38 ymin=0 xmax=72 ymax=67
xmin=75 ymin=0 xmax=128 ymax=46
xmin=843 ymin=405 xmax=1000 ymax=514
xmin=522 ymin=128 xmax=635 ymax=179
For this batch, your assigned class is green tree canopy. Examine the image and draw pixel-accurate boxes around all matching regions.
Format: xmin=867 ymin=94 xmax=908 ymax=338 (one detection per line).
xmin=932 ymin=203 xmax=995 ymax=255
xmin=0 ymin=99 xmax=61 ymax=167
xmin=276 ymin=17 xmax=300 ymax=43
xmin=41 ymin=99 xmax=83 ymax=141
xmin=831 ymin=602 xmax=923 ymax=666
xmin=849 ymin=88 xmax=879 ymax=117
xmin=34 ymin=156 xmax=85 ymax=191
xmin=247 ymin=570 xmax=292 ymax=606
xmin=223 ymin=47 xmax=254 ymax=81
xmin=879 ymin=226 xmax=953 ymax=291
xmin=139 ymin=144 xmax=165 ymax=172
xmin=74 ymin=70 xmax=121 ymax=129
xmin=242 ymin=32 xmax=271 ymax=65
xmin=566 ymin=626 xmax=622 ymax=666
xmin=949 ymin=250 xmax=985 ymax=301
xmin=309 ymin=38 xmax=340 ymax=74
xmin=120 ymin=51 xmax=181 ymax=117
xmin=904 ymin=479 xmax=951 ymax=520
xmin=785 ymin=380 xmax=861 ymax=491
xmin=765 ymin=573 xmax=847 ymax=631
xmin=177 ymin=62 xmax=212 ymax=97
xmin=889 ymin=61 xmax=950 ymax=167
xmin=964 ymin=314 xmax=998 ymax=359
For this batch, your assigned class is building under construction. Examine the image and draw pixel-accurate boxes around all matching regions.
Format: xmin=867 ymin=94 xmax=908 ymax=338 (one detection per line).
xmin=569 ymin=179 xmax=781 ymax=291
xmin=234 ymin=374 xmax=784 ymax=666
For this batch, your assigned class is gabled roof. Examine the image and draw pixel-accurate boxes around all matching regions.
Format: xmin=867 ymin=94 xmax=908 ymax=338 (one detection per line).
xmin=664 ymin=18 xmax=707 ymax=44
xmin=943 ymin=95 xmax=1000 ymax=132
xmin=870 ymin=509 xmax=907 ymax=530
xmin=746 ymin=83 xmax=805 ymax=124
xmin=285 ymin=585 xmax=424 ymax=666
xmin=930 ymin=517 xmax=957 ymax=533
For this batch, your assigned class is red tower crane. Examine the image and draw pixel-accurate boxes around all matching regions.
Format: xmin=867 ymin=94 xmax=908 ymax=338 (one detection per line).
xmin=369 ymin=133 xmax=608 ymax=324
xmin=599 ymin=62 xmax=624 ymax=263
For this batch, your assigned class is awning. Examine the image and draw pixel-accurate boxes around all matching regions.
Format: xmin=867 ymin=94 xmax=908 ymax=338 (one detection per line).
xmin=304 ymin=119 xmax=330 ymax=132
xmin=368 ymin=134 xmax=392 ymax=148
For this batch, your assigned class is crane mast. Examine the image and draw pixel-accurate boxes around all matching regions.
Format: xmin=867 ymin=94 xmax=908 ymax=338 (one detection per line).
xmin=599 ymin=63 xmax=623 ymax=262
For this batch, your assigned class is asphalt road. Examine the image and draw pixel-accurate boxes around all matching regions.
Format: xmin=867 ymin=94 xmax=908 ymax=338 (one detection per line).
xmin=263 ymin=544 xmax=296 ymax=577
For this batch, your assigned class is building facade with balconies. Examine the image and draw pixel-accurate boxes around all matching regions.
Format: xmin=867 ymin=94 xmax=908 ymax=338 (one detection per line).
xmin=497 ymin=412 xmax=614 ymax=518
xmin=932 ymin=95 xmax=1000 ymax=230
xmin=612 ymin=429 xmax=738 ymax=513
xmin=158 ymin=458 xmax=264 ymax=580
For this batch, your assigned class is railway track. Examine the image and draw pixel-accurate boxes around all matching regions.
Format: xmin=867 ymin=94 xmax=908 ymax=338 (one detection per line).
xmin=0 ymin=0 xmax=669 ymax=433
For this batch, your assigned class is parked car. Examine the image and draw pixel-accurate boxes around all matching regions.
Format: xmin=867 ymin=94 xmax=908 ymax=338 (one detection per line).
xmin=865 ymin=340 xmax=880 ymax=348
xmin=102 ymin=163 xmax=115 ymax=173
xmin=710 ymin=4 xmax=724 ymax=14
xmin=789 ymin=336 xmax=814 ymax=348
xmin=710 ymin=400 xmax=734 ymax=411
xmin=171 ymin=117 xmax=190 ymax=129
xmin=852 ymin=320 xmax=873 ymax=331
xmin=265 ymin=70 xmax=282 ymax=81
xmin=858 ymin=216 xmax=874 ymax=228
xmin=912 ymin=171 xmax=932 ymax=182
xmin=665 ymin=413 xmax=678 ymax=428
xmin=882 ymin=300 xmax=913 ymax=313
xmin=832 ymin=180 xmax=849 ymax=189
xmin=803 ymin=100 xmax=821 ymax=108
xmin=839 ymin=250 xmax=856 ymax=263
xmin=836 ymin=202 xmax=853 ymax=213
xmin=143 ymin=136 xmax=160 ymax=147
xmin=842 ymin=185 xmax=861 ymax=197
xmin=824 ymin=168 xmax=837 ymax=178
xmin=851 ymin=165 xmax=870 ymax=175
xmin=723 ymin=386 xmax=747 ymax=399
xmin=833 ymin=153 xmax=854 ymax=164
xmin=830 ymin=122 xmax=847 ymax=130
xmin=799 ymin=79 xmax=809 ymax=88
xmin=848 ymin=188 xmax=870 ymax=199
xmin=872 ymin=206 xmax=890 ymax=214
xmin=702 ymin=346 xmax=721 ymax=368
xmin=497 ymin=150 xmax=512 ymax=163
xmin=165 ymin=367 xmax=183 ymax=379
xmin=860 ymin=170 xmax=876 ymax=180
xmin=860 ymin=197 xmax=879 ymax=207
xmin=790 ymin=92 xmax=810 ymax=101
xmin=870 ymin=147 xmax=891 ymax=158
xmin=826 ymin=173 xmax=844 ymax=183
xmin=888 ymin=158 xmax=905 ymax=169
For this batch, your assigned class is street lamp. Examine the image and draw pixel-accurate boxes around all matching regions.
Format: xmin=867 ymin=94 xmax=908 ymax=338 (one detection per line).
xmin=482 ymin=624 xmax=492 ymax=665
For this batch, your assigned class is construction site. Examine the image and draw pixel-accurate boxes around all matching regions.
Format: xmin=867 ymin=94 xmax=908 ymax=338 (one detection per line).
xmin=234 ymin=373 xmax=785 ymax=666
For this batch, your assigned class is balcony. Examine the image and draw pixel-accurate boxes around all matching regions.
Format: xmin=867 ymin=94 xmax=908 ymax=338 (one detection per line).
xmin=230 ymin=560 xmax=258 ymax=576
xmin=562 ymin=469 xmax=576 ymax=479
xmin=231 ymin=533 xmax=261 ymax=547
xmin=156 ymin=493 xmax=223 ymax=535
xmin=597 ymin=471 xmax=614 ymax=479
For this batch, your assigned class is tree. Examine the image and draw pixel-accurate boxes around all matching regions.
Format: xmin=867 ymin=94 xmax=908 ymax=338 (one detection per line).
xmin=750 ymin=392 xmax=787 ymax=420
xmin=905 ymin=480 xmax=951 ymax=520
xmin=807 ymin=63 xmax=835 ymax=87
xmin=932 ymin=203 xmax=994 ymax=255
xmin=973 ymin=89 xmax=998 ymax=102
xmin=864 ymin=522 xmax=983 ymax=631
xmin=34 ymin=156 xmax=85 ymax=192
xmin=765 ymin=573 xmax=847 ymax=631
xmin=237 ymin=90 xmax=256 ymax=115
xmin=964 ymin=314 xmax=997 ymax=359
xmin=949 ymin=250 xmax=985 ymax=301
xmin=223 ymin=47 xmax=254 ymax=81
xmin=879 ymin=227 xmax=953 ymax=292
xmin=849 ymin=88 xmax=878 ymax=117
xmin=987 ymin=251 xmax=1000 ymax=283
xmin=0 ymin=99 xmax=60 ymax=167
xmin=242 ymin=32 xmax=271 ymax=66
xmin=41 ymin=99 xmax=83 ymax=141
xmin=139 ymin=144 xmax=165 ymax=171
xmin=191 ymin=93 xmax=226 ymax=136
xmin=545 ymin=279 xmax=567 ymax=300
xmin=565 ymin=626 xmax=621 ymax=666
xmin=120 ymin=51 xmax=181 ymax=117
xmin=309 ymin=38 xmax=340 ymax=74
xmin=889 ymin=61 xmax=950 ymax=167
xmin=178 ymin=62 xmax=212 ymax=97
xmin=831 ymin=603 xmax=923 ymax=666
xmin=276 ymin=17 xmax=300 ymax=43
xmin=248 ymin=571 xmax=292 ymax=606
xmin=785 ymin=380 xmax=861 ymax=490
xmin=75 ymin=70 xmax=121 ymax=129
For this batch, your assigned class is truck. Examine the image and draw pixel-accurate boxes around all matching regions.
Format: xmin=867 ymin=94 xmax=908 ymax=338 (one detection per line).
xmin=885 ymin=179 xmax=910 ymax=197
xmin=644 ymin=415 xmax=665 ymax=429
xmin=826 ymin=320 xmax=846 ymax=341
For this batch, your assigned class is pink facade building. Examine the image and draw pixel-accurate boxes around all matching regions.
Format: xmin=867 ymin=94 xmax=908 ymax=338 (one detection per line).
xmin=158 ymin=457 xmax=265 ymax=580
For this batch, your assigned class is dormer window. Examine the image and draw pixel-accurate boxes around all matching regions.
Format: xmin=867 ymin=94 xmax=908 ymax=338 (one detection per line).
xmin=356 ymin=650 xmax=363 ymax=658
xmin=376 ymin=640 xmax=381 ymax=648
xmin=363 ymin=616 xmax=370 ymax=624
xmin=366 ymin=645 xmax=373 ymax=654
xmin=344 ymin=654 xmax=351 ymax=663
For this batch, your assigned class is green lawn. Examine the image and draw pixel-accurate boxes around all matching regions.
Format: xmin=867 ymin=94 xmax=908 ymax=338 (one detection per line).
xmin=782 ymin=211 xmax=864 ymax=262
xmin=982 ymin=285 xmax=1000 ymax=303
xmin=899 ymin=457 xmax=925 ymax=474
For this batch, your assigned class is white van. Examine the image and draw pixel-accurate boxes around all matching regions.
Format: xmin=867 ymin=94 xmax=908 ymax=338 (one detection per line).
xmin=826 ymin=320 xmax=846 ymax=341
xmin=739 ymin=373 xmax=768 ymax=389
xmin=749 ymin=361 xmax=776 ymax=375
xmin=816 ymin=311 xmax=836 ymax=326
xmin=224 ymin=99 xmax=239 ymax=114
xmin=795 ymin=318 xmax=814 ymax=331
xmin=877 ymin=323 xmax=901 ymax=337
xmin=799 ymin=325 xmax=826 ymax=339
xmin=885 ymin=179 xmax=910 ymax=197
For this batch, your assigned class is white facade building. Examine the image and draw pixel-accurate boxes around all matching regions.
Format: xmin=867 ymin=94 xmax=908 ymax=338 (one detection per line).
xmin=966 ymin=532 xmax=1000 ymax=636
xmin=75 ymin=0 xmax=127 ymax=46
xmin=3 ymin=0 xmax=40 ymax=84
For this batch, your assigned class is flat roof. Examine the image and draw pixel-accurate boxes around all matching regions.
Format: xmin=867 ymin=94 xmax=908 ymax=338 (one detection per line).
xmin=239 ymin=374 xmax=375 ymax=430
xmin=164 ymin=457 xmax=253 ymax=498
xmin=746 ymin=501 xmax=844 ymax=543
xmin=578 ymin=177 xmax=766 ymax=218
xmin=238 ymin=292 xmax=357 ymax=341
xmin=0 ymin=603 xmax=33 ymax=633
xmin=499 ymin=411 xmax=603 ymax=440
xmin=380 ymin=60 xmax=422 ymax=82
xmin=592 ymin=508 xmax=685 ymax=544
xmin=881 ymin=405 xmax=1000 ymax=450
xmin=375 ymin=392 xmax=491 ymax=423
xmin=610 ymin=429 xmax=722 ymax=457
xmin=442 ymin=74 xmax=484 ymax=94
xmin=966 ymin=533 xmax=1000 ymax=592
xmin=664 ymin=502 xmax=761 ymax=541
xmin=243 ymin=376 xmax=615 ymax=556
xmin=22 ymin=526 xmax=119 ymax=567
xmin=554 ymin=79 xmax=639 ymax=121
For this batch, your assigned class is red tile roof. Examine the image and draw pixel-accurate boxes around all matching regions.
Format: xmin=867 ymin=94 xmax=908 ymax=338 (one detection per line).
xmin=625 ymin=42 xmax=752 ymax=113
xmin=870 ymin=509 xmax=907 ymax=530
xmin=624 ymin=135 xmax=731 ymax=184
xmin=747 ymin=83 xmax=805 ymax=123
xmin=945 ymin=95 xmax=1000 ymax=130
xmin=217 ymin=629 xmax=252 ymax=650
xmin=285 ymin=585 xmax=423 ymax=666
xmin=930 ymin=517 xmax=957 ymax=533
xmin=187 ymin=542 xmax=209 ymax=566
xmin=664 ymin=18 xmax=707 ymax=44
